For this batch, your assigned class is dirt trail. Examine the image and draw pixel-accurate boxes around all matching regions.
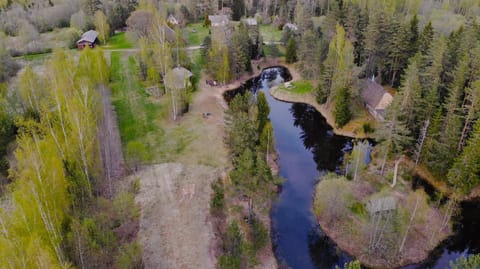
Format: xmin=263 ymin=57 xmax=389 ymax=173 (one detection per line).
xmin=98 ymin=85 xmax=126 ymax=195
xmin=135 ymin=163 xmax=220 ymax=269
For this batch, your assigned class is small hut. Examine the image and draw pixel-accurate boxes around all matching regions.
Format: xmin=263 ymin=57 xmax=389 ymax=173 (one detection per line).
xmin=165 ymin=67 xmax=193 ymax=90
xmin=283 ymin=23 xmax=299 ymax=32
xmin=242 ymin=17 xmax=259 ymax=40
xmin=366 ymin=196 xmax=397 ymax=216
xmin=167 ymin=14 xmax=179 ymax=26
xmin=77 ymin=30 xmax=99 ymax=49
xmin=361 ymin=80 xmax=393 ymax=121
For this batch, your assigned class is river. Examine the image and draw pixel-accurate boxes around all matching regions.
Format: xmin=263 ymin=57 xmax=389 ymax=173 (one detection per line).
xmin=224 ymin=67 xmax=480 ymax=268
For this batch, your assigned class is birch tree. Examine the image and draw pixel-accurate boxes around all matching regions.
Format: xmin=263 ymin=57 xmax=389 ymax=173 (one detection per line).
xmin=94 ymin=10 xmax=110 ymax=45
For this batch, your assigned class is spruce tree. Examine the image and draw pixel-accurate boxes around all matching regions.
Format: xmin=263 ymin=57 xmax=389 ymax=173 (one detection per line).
xmin=447 ymin=119 xmax=480 ymax=193
xmin=231 ymin=0 xmax=245 ymax=21
xmin=285 ymin=37 xmax=297 ymax=64
xmin=333 ymin=87 xmax=352 ymax=128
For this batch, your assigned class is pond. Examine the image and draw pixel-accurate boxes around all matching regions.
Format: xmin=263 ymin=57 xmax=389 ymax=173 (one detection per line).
xmin=224 ymin=67 xmax=480 ymax=268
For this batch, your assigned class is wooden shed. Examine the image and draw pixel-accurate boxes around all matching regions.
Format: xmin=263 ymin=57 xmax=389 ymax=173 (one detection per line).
xmin=77 ymin=30 xmax=99 ymax=49
xmin=366 ymin=196 xmax=397 ymax=216
xmin=361 ymin=80 xmax=393 ymax=121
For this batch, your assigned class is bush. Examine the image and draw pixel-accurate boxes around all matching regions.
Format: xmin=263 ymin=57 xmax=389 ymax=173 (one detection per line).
xmin=362 ymin=122 xmax=374 ymax=134
xmin=349 ymin=202 xmax=367 ymax=217
xmin=449 ymin=254 xmax=480 ymax=269
xmin=116 ymin=242 xmax=143 ymax=269
xmin=250 ymin=217 xmax=268 ymax=252
xmin=219 ymin=221 xmax=245 ymax=269
xmin=211 ymin=178 xmax=225 ymax=215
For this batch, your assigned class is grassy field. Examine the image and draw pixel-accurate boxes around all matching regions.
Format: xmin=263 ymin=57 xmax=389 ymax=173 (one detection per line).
xmin=110 ymin=52 xmax=165 ymax=162
xmin=103 ymin=32 xmax=133 ymax=49
xmin=260 ymin=24 xmax=282 ymax=43
xmin=288 ymin=80 xmax=314 ymax=94
xmin=183 ymin=23 xmax=210 ymax=46
xmin=110 ymin=52 xmax=196 ymax=163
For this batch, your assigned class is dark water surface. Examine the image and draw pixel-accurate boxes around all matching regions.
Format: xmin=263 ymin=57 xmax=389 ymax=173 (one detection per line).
xmin=224 ymin=67 xmax=480 ymax=268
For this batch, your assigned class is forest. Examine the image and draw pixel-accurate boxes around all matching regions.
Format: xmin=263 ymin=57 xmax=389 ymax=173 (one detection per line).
xmin=1 ymin=0 xmax=480 ymax=268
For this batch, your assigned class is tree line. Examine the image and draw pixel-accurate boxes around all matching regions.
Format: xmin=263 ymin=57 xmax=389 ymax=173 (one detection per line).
xmin=214 ymin=90 xmax=276 ymax=268
xmin=0 ymin=48 xmax=141 ymax=268
xmin=279 ymin=0 xmax=480 ymax=194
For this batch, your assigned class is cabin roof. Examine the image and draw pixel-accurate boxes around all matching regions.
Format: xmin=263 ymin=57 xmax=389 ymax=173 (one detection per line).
xmin=366 ymin=196 xmax=397 ymax=215
xmin=209 ymin=15 xmax=230 ymax=26
xmin=242 ymin=18 xmax=257 ymax=26
xmin=283 ymin=23 xmax=298 ymax=31
xmin=167 ymin=14 xmax=178 ymax=25
xmin=77 ymin=30 xmax=98 ymax=44
xmin=361 ymin=80 xmax=393 ymax=111
xmin=165 ymin=67 xmax=193 ymax=89
xmin=163 ymin=25 xmax=177 ymax=43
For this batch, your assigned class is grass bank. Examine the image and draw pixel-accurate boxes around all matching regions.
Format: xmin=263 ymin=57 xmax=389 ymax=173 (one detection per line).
xmin=270 ymin=83 xmax=375 ymax=138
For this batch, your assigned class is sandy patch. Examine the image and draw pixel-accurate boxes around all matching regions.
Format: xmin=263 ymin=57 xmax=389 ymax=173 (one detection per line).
xmin=136 ymin=163 xmax=221 ymax=269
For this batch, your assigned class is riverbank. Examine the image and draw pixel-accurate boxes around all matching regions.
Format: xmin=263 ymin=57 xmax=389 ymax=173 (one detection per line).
xmin=205 ymin=66 xmax=279 ymax=268
xmin=313 ymin=174 xmax=452 ymax=269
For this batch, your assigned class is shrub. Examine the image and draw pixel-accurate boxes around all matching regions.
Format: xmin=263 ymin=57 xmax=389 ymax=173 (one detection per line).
xmin=250 ymin=217 xmax=268 ymax=252
xmin=211 ymin=178 xmax=225 ymax=215
xmin=116 ymin=242 xmax=143 ymax=269
xmin=362 ymin=122 xmax=374 ymax=134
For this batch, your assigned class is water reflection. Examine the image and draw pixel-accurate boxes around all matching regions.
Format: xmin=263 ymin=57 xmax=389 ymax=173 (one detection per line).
xmin=290 ymin=103 xmax=351 ymax=172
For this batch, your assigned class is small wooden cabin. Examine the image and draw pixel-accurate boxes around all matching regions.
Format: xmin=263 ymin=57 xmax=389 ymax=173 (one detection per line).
xmin=361 ymin=80 xmax=393 ymax=121
xmin=77 ymin=30 xmax=99 ymax=49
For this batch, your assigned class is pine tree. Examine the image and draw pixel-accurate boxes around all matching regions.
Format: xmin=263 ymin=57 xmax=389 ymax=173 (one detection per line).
xmin=419 ymin=35 xmax=447 ymax=116
xmin=256 ymin=91 xmax=269 ymax=133
xmin=375 ymin=99 xmax=411 ymax=175
xmin=285 ymin=37 xmax=297 ymax=64
xmin=407 ymin=14 xmax=419 ymax=57
xmin=418 ymin=22 xmax=434 ymax=55
xmin=398 ymin=55 xmax=422 ymax=132
xmin=231 ymin=0 xmax=245 ymax=21
xmin=385 ymin=19 xmax=411 ymax=87
xmin=333 ymin=87 xmax=352 ymax=128
xmin=231 ymin=23 xmax=251 ymax=78
xmin=448 ymin=119 xmax=480 ymax=193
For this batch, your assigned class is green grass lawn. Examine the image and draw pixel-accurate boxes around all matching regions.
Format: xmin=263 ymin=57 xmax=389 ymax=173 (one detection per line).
xmin=260 ymin=24 xmax=283 ymax=43
xmin=18 ymin=52 xmax=52 ymax=61
xmin=110 ymin=52 xmax=196 ymax=163
xmin=183 ymin=23 xmax=210 ymax=46
xmin=103 ymin=32 xmax=133 ymax=49
xmin=287 ymin=80 xmax=314 ymax=94
xmin=110 ymin=52 xmax=166 ymax=161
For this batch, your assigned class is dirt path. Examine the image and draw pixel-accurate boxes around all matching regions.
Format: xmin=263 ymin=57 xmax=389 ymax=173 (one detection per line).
xmin=98 ymin=85 xmax=126 ymax=195
xmin=135 ymin=163 xmax=220 ymax=269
